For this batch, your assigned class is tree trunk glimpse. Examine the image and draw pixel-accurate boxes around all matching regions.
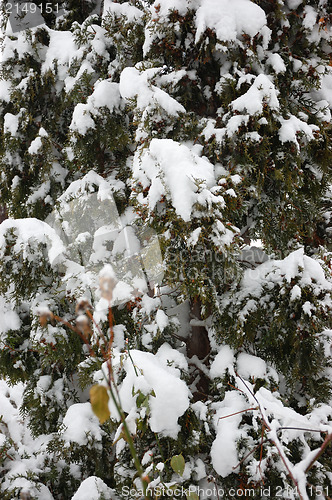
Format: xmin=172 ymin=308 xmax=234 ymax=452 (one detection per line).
xmin=0 ymin=204 xmax=7 ymax=223
xmin=187 ymin=297 xmax=210 ymax=361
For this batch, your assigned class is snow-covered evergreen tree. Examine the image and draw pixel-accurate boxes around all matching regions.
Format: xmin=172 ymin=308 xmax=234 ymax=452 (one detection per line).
xmin=0 ymin=0 xmax=331 ymax=499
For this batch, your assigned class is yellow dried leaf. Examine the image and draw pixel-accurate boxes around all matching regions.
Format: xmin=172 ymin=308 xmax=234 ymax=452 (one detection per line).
xmin=90 ymin=385 xmax=110 ymax=424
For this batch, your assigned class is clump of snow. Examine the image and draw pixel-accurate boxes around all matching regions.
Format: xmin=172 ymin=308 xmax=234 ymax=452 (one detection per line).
xmin=150 ymin=0 xmax=196 ymax=19
xmin=58 ymin=170 xmax=123 ymax=205
xmin=210 ymin=345 xmax=235 ymax=378
xmin=0 ymin=297 xmax=21 ymax=334
xmin=155 ymin=309 xmax=169 ymax=331
xmin=64 ymin=61 xmax=94 ymax=93
xmin=28 ymin=136 xmax=43 ymax=154
xmin=42 ymin=30 xmax=84 ymax=83
xmin=4 ymin=112 xmax=20 ymax=136
xmin=239 ymin=248 xmax=331 ymax=297
xmin=211 ymin=391 xmax=247 ymax=476
xmin=70 ymin=81 xmax=123 ymax=135
xmin=286 ymin=0 xmax=303 ymax=8
xmin=120 ymin=66 xmax=185 ymax=115
xmin=70 ymin=105 xmax=96 ymax=134
xmin=1 ymin=32 xmax=32 ymax=61
xmin=195 ymin=0 xmax=268 ymax=44
xmin=62 ymin=403 xmax=102 ymax=445
xmin=106 ymin=347 xmax=190 ymax=438
xmin=290 ymin=284 xmax=301 ymax=301
xmin=72 ymin=476 xmax=115 ymax=500
xmin=0 ymin=81 xmax=12 ymax=102
xmin=156 ymin=343 xmax=188 ymax=373
xmin=103 ymin=0 xmax=143 ymax=22
xmin=231 ymin=74 xmax=279 ymax=115
xmin=187 ymin=227 xmax=202 ymax=247
xmin=0 ymin=218 xmax=66 ymax=264
xmin=132 ymin=139 xmax=223 ymax=221
xmin=278 ymin=115 xmax=319 ymax=149
xmin=237 ymin=353 xmax=267 ymax=379
xmin=226 ymin=114 xmax=249 ymax=135
xmin=303 ymin=5 xmax=317 ymax=31
xmin=302 ymin=301 xmax=314 ymax=316
xmin=26 ymin=181 xmax=51 ymax=205
xmin=267 ymin=53 xmax=286 ymax=74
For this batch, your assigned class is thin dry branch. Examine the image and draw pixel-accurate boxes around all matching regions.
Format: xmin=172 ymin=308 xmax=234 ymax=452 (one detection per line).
xmin=305 ymin=433 xmax=332 ymax=473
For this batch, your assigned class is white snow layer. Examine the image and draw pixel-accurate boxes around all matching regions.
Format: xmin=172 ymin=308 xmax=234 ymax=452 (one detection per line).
xmin=72 ymin=476 xmax=115 ymax=500
xmin=239 ymin=248 xmax=331 ymax=299
xmin=195 ymin=0 xmax=267 ymax=43
xmin=103 ymin=0 xmax=143 ymax=22
xmin=41 ymin=30 xmax=84 ymax=83
xmin=0 ymin=80 xmax=11 ymax=102
xmin=210 ymin=345 xmax=235 ymax=378
xmin=120 ymin=66 xmax=185 ymax=115
xmin=4 ymin=113 xmax=20 ymax=136
xmin=0 ymin=297 xmax=21 ymax=334
xmin=211 ymin=391 xmax=247 ymax=476
xmin=232 ymin=74 xmax=279 ymax=115
xmin=0 ymin=218 xmax=66 ymax=264
xmin=107 ymin=346 xmax=190 ymax=438
xmin=28 ymin=136 xmax=43 ymax=154
xmin=70 ymin=81 xmax=123 ymax=135
xmin=279 ymin=115 xmax=319 ymax=148
xmin=267 ymin=53 xmax=286 ymax=74
xmin=132 ymin=139 xmax=223 ymax=221
xmin=237 ymin=352 xmax=267 ymax=379
xmin=143 ymin=0 xmax=270 ymax=54
xmin=62 ymin=403 xmax=102 ymax=445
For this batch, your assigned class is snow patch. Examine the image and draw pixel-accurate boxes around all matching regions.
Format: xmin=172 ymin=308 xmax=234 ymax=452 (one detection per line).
xmin=232 ymin=74 xmax=279 ymax=115
xmin=70 ymin=81 xmax=122 ymax=135
xmin=210 ymin=345 xmax=235 ymax=378
xmin=237 ymin=353 xmax=267 ymax=379
xmin=72 ymin=476 xmax=115 ymax=500
xmin=120 ymin=66 xmax=185 ymax=115
xmin=133 ymin=139 xmax=222 ymax=221
xmin=62 ymin=403 xmax=102 ymax=445
xmin=107 ymin=348 xmax=190 ymax=438
xmin=195 ymin=0 xmax=268 ymax=44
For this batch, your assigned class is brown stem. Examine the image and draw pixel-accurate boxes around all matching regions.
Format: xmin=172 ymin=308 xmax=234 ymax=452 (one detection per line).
xmin=233 ymin=440 xmax=265 ymax=470
xmin=108 ymin=306 xmax=114 ymax=352
xmin=236 ymin=374 xmax=305 ymax=500
xmin=86 ymin=310 xmax=109 ymax=349
xmin=305 ymin=433 xmax=332 ymax=473
xmin=218 ymin=407 xmax=258 ymax=421
xmin=267 ymin=433 xmax=304 ymax=500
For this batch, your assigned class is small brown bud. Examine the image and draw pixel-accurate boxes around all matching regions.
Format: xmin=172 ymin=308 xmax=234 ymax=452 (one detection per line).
xmin=76 ymin=315 xmax=92 ymax=340
xmin=75 ymin=299 xmax=92 ymax=316
xmin=99 ymin=265 xmax=117 ymax=302
xmin=38 ymin=308 xmax=54 ymax=327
